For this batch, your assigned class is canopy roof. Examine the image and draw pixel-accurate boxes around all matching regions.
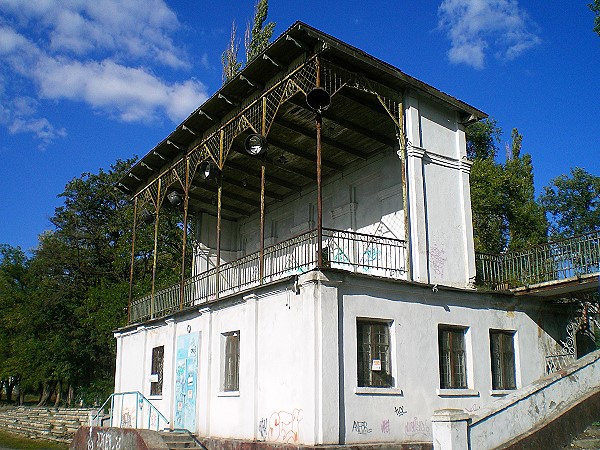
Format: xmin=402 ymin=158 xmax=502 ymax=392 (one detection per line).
xmin=118 ymin=21 xmax=486 ymax=221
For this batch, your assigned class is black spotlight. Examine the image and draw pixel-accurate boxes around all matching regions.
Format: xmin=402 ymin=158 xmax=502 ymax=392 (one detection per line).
xmin=244 ymin=134 xmax=268 ymax=157
xmin=141 ymin=209 xmax=155 ymax=224
xmin=199 ymin=160 xmax=218 ymax=180
xmin=306 ymin=87 xmax=331 ymax=113
xmin=167 ymin=191 xmax=183 ymax=207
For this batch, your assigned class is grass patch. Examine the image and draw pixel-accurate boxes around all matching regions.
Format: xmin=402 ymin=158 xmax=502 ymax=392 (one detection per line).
xmin=0 ymin=430 xmax=69 ymax=449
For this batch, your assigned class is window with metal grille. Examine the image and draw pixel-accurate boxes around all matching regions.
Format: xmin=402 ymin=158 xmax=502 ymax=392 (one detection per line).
xmin=150 ymin=346 xmax=164 ymax=396
xmin=357 ymin=320 xmax=393 ymax=387
xmin=490 ymin=330 xmax=516 ymax=390
xmin=222 ymin=331 xmax=240 ymax=392
xmin=438 ymin=326 xmax=467 ymax=389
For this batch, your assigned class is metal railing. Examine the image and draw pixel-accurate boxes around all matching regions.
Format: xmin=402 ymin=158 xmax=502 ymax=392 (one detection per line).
xmin=90 ymin=391 xmax=169 ymax=431
xmin=130 ymin=228 xmax=407 ymax=323
xmin=476 ymin=230 xmax=600 ymax=290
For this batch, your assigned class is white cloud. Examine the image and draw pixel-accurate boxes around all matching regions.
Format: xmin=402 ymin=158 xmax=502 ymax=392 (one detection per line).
xmin=1 ymin=0 xmax=188 ymax=68
xmin=35 ymin=58 xmax=208 ymax=122
xmin=438 ymin=0 xmax=541 ymax=69
xmin=0 ymin=0 xmax=209 ymax=144
xmin=9 ymin=117 xmax=67 ymax=146
xmin=0 ymin=95 xmax=67 ymax=148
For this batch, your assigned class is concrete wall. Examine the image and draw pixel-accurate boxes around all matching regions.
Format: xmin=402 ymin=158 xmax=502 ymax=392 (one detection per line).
xmin=192 ymin=92 xmax=475 ymax=289
xmin=114 ymin=271 xmax=563 ymax=445
xmin=336 ymin=274 xmax=557 ymax=445
xmin=431 ymin=350 xmax=600 ymax=450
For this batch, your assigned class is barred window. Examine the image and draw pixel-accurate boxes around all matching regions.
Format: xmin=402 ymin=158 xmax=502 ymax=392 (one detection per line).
xmin=357 ymin=320 xmax=393 ymax=387
xmin=222 ymin=331 xmax=240 ymax=392
xmin=150 ymin=346 xmax=164 ymax=396
xmin=490 ymin=330 xmax=516 ymax=390
xmin=439 ymin=326 xmax=467 ymax=389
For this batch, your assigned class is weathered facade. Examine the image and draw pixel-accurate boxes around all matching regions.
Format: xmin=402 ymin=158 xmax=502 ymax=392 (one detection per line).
xmin=112 ymin=22 xmax=577 ymax=447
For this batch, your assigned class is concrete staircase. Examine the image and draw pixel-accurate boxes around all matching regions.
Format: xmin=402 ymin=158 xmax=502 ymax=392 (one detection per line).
xmin=568 ymin=422 xmax=600 ymax=449
xmin=160 ymin=430 xmax=204 ymax=449
xmin=0 ymin=406 xmax=95 ymax=443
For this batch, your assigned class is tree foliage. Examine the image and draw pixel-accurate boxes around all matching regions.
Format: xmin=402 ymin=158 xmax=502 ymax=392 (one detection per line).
xmin=590 ymin=0 xmax=600 ymax=36
xmin=222 ymin=21 xmax=243 ymax=83
xmin=221 ymin=0 xmax=275 ymax=84
xmin=467 ymin=119 xmax=547 ymax=254
xmin=540 ymin=167 xmax=600 ymax=237
xmin=245 ymin=0 xmax=275 ymax=63
xmin=0 ymin=160 xmax=187 ymax=406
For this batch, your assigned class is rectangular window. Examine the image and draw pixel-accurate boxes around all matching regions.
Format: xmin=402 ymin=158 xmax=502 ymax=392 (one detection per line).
xmin=150 ymin=346 xmax=164 ymax=396
xmin=222 ymin=331 xmax=240 ymax=392
xmin=490 ymin=330 xmax=516 ymax=390
xmin=357 ymin=320 xmax=393 ymax=387
xmin=439 ymin=326 xmax=467 ymax=389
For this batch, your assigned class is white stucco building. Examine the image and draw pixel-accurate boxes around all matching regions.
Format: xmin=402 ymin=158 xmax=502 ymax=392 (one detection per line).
xmin=113 ymin=22 xmax=572 ymax=447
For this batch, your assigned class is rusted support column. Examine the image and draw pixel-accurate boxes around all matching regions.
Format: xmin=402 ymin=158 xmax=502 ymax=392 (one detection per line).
xmin=260 ymin=96 xmax=267 ymax=284
xmin=180 ymin=157 xmax=190 ymax=310
xmin=260 ymin=163 xmax=266 ymax=283
xmin=216 ymin=171 xmax=222 ymax=299
xmin=150 ymin=178 xmax=161 ymax=319
xmin=316 ymin=57 xmax=323 ymax=268
xmin=397 ymin=99 xmax=412 ymax=281
xmin=127 ymin=197 xmax=138 ymax=323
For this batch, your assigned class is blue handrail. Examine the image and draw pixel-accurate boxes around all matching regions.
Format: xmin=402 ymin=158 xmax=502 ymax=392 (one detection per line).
xmin=91 ymin=391 xmax=169 ymax=431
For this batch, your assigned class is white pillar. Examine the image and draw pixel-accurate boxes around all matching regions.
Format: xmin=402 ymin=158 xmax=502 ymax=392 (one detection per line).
xmin=404 ymin=92 xmax=429 ymax=283
xmin=431 ymin=409 xmax=470 ymax=450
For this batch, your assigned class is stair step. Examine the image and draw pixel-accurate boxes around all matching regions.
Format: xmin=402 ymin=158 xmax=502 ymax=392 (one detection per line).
xmin=584 ymin=425 xmax=600 ymax=438
xmin=160 ymin=431 xmax=202 ymax=449
xmin=571 ymin=437 xmax=600 ymax=449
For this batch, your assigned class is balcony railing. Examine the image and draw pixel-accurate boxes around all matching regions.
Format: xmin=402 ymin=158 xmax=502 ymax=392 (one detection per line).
xmin=475 ymin=230 xmax=600 ymax=290
xmin=130 ymin=228 xmax=408 ymax=323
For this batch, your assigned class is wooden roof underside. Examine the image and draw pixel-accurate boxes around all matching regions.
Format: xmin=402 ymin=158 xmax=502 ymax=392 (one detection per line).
xmin=119 ymin=22 xmax=486 ymax=221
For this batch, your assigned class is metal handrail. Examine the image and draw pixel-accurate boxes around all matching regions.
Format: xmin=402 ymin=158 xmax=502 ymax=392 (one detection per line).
xmin=475 ymin=230 xmax=600 ymax=290
xmin=90 ymin=391 xmax=169 ymax=431
xmin=130 ymin=228 xmax=408 ymax=323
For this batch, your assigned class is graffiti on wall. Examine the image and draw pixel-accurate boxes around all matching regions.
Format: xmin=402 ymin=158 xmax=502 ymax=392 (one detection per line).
xmin=464 ymin=403 xmax=480 ymax=413
xmin=258 ymin=417 xmax=268 ymax=441
xmin=264 ymin=409 xmax=303 ymax=443
xmin=381 ymin=419 xmax=390 ymax=433
xmin=394 ymin=406 xmax=407 ymax=417
xmin=87 ymin=427 xmax=123 ymax=450
xmin=404 ymin=417 xmax=430 ymax=436
xmin=351 ymin=420 xmax=372 ymax=435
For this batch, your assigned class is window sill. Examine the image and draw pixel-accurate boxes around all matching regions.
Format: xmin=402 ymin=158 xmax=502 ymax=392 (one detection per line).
xmin=436 ymin=389 xmax=480 ymax=397
xmin=354 ymin=387 xmax=404 ymax=396
xmin=148 ymin=395 xmax=162 ymax=400
xmin=218 ymin=390 xmax=240 ymax=397
xmin=490 ymin=389 xmax=515 ymax=397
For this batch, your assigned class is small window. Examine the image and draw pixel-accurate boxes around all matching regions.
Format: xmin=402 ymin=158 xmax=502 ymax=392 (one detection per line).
xmin=222 ymin=331 xmax=240 ymax=392
xmin=490 ymin=330 xmax=516 ymax=390
xmin=357 ymin=320 xmax=393 ymax=387
xmin=439 ymin=326 xmax=467 ymax=389
xmin=150 ymin=346 xmax=164 ymax=396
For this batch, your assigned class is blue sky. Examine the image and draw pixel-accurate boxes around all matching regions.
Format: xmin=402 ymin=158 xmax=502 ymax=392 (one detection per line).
xmin=0 ymin=0 xmax=598 ymax=252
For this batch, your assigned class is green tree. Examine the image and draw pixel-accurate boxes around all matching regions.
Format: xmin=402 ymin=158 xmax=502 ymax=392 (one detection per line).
xmin=0 ymin=158 xmax=190 ymax=405
xmin=540 ymin=167 xmax=600 ymax=237
xmin=467 ymin=120 xmax=547 ymax=253
xmin=503 ymin=128 xmax=548 ymax=250
xmin=0 ymin=245 xmax=30 ymax=402
xmin=590 ymin=0 xmax=600 ymax=36
xmin=467 ymin=119 xmax=508 ymax=253
xmin=245 ymin=0 xmax=275 ymax=63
